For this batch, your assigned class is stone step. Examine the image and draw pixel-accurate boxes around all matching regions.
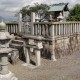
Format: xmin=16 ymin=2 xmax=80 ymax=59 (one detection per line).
xmin=10 ymin=43 xmax=24 ymax=48
xmin=12 ymin=40 xmax=24 ymax=43
xmin=11 ymin=39 xmax=24 ymax=45
xmin=11 ymin=42 xmax=23 ymax=45
xmin=15 ymin=36 xmax=22 ymax=40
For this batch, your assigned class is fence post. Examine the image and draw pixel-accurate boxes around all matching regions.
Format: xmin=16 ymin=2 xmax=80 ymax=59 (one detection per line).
xmin=50 ymin=25 xmax=55 ymax=38
xmin=18 ymin=12 xmax=22 ymax=33
xmin=50 ymin=25 xmax=57 ymax=61
xmin=31 ymin=12 xmax=36 ymax=35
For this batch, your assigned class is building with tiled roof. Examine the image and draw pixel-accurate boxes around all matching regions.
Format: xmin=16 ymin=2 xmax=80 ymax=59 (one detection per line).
xmin=49 ymin=3 xmax=69 ymax=21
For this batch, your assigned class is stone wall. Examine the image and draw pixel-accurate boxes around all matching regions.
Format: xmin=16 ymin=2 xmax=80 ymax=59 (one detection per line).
xmin=42 ymin=34 xmax=80 ymax=59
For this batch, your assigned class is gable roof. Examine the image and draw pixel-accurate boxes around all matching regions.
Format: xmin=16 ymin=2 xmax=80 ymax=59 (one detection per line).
xmin=49 ymin=3 xmax=69 ymax=12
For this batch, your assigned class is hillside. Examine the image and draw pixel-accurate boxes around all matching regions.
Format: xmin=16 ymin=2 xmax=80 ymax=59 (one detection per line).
xmin=0 ymin=16 xmax=18 ymax=22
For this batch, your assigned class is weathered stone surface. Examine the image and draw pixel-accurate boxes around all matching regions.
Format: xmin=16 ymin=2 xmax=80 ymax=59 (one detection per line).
xmin=0 ymin=71 xmax=18 ymax=80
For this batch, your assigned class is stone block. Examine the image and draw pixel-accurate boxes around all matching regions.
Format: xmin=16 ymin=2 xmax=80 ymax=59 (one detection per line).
xmin=0 ymin=71 xmax=18 ymax=80
xmin=37 ymin=42 xmax=43 ymax=49
xmin=30 ymin=48 xmax=33 ymax=52
xmin=28 ymin=39 xmax=34 ymax=45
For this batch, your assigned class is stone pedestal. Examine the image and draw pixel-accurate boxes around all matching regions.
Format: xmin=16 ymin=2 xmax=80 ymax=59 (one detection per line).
xmin=0 ymin=48 xmax=18 ymax=80
xmin=35 ymin=49 xmax=41 ymax=66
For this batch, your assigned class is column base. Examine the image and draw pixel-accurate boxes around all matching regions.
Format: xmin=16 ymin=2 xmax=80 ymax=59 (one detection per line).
xmin=0 ymin=71 xmax=18 ymax=80
xmin=51 ymin=58 xmax=57 ymax=61
xmin=22 ymin=63 xmax=38 ymax=69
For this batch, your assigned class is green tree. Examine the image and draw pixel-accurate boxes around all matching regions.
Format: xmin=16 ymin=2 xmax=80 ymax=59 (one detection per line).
xmin=67 ymin=4 xmax=80 ymax=21
xmin=20 ymin=3 xmax=50 ymax=19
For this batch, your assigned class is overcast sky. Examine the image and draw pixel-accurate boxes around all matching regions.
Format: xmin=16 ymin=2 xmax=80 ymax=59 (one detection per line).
xmin=0 ymin=0 xmax=80 ymax=17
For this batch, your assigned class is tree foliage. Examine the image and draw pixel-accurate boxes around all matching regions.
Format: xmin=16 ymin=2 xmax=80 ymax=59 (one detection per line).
xmin=67 ymin=4 xmax=80 ymax=21
xmin=20 ymin=3 xmax=50 ymax=19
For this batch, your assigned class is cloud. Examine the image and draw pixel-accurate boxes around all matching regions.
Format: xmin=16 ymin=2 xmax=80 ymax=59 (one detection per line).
xmin=0 ymin=0 xmax=79 ymax=17
xmin=30 ymin=0 xmax=46 ymax=6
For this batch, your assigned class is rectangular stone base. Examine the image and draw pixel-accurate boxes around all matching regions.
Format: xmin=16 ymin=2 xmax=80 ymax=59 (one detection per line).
xmin=0 ymin=71 xmax=18 ymax=80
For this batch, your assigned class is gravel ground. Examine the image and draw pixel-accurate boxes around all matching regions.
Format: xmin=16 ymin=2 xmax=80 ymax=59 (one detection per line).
xmin=9 ymin=51 xmax=80 ymax=80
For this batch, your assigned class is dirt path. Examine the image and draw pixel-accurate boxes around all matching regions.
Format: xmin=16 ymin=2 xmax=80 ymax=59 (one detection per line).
xmin=9 ymin=52 xmax=80 ymax=80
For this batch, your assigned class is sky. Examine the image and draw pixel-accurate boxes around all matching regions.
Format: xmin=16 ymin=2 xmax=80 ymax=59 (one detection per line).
xmin=0 ymin=0 xmax=80 ymax=18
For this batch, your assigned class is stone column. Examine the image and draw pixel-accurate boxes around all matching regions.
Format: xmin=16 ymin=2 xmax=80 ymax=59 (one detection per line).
xmin=15 ymin=25 xmax=17 ymax=33
xmin=79 ymin=23 xmax=80 ymax=33
xmin=18 ymin=12 xmax=22 ymax=33
xmin=31 ymin=12 xmax=36 ymax=35
xmin=50 ymin=25 xmax=55 ymax=38
xmin=50 ymin=41 xmax=57 ymax=61
xmin=24 ymin=47 xmax=30 ymax=64
xmin=76 ymin=23 xmax=78 ymax=33
xmin=8 ymin=25 xmax=10 ymax=33
xmin=26 ymin=48 xmax=30 ymax=64
xmin=59 ymin=24 xmax=61 ymax=36
xmin=50 ymin=25 xmax=57 ymax=61
xmin=71 ymin=24 xmax=72 ymax=35
xmin=13 ymin=25 xmax=15 ymax=33
xmin=45 ymin=24 xmax=49 ymax=36
xmin=39 ymin=25 xmax=41 ymax=35
xmin=42 ymin=25 xmax=45 ymax=36
xmin=63 ymin=24 xmax=65 ymax=35
xmin=51 ymin=50 xmax=57 ymax=61
xmin=35 ymin=49 xmax=41 ymax=66
xmin=11 ymin=25 xmax=13 ymax=33
xmin=35 ymin=25 xmax=37 ymax=35
xmin=35 ymin=39 xmax=43 ymax=66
